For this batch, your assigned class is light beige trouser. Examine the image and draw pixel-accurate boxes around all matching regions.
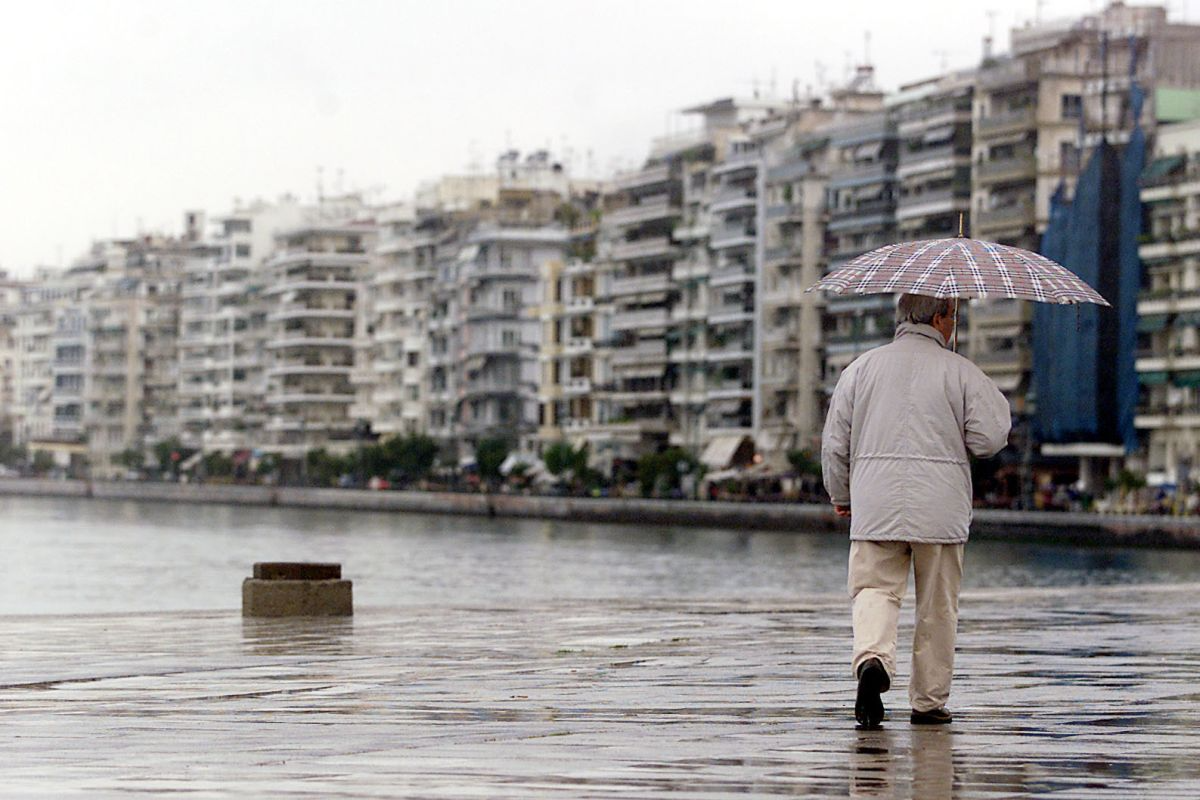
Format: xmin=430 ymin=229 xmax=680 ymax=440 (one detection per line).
xmin=848 ymin=540 xmax=965 ymax=713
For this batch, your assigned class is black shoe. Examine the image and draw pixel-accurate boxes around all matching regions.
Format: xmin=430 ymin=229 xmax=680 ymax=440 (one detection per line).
xmin=910 ymin=707 xmax=952 ymax=725
xmin=855 ymin=658 xmax=890 ymax=729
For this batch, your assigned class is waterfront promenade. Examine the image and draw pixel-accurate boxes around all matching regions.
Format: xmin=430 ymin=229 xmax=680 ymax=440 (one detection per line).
xmin=4 ymin=583 xmax=1198 ymax=797
xmin=4 ymin=477 xmax=1200 ymax=547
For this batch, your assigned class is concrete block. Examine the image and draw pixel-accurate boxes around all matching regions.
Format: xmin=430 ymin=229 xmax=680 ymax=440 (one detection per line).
xmin=242 ymin=579 xmax=353 ymax=617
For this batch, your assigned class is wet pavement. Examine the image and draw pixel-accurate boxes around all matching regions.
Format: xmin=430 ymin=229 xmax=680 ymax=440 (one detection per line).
xmin=2 ymin=584 xmax=1198 ymax=797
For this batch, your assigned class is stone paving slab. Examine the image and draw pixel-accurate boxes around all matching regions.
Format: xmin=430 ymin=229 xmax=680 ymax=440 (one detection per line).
xmin=1 ymin=585 xmax=1199 ymax=798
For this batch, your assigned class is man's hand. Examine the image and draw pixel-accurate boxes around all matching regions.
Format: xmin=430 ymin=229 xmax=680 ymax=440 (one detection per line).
xmin=834 ymin=504 xmax=851 ymax=518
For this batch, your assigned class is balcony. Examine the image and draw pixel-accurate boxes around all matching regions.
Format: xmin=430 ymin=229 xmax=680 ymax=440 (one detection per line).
xmin=975 ymin=200 xmax=1036 ymax=233
xmin=466 ymin=304 xmax=521 ymax=321
xmin=671 ymin=261 xmax=708 ymax=281
xmin=709 ymin=226 xmax=756 ymax=250
xmin=603 ymin=197 xmax=678 ymax=228
xmin=611 ymin=308 xmax=670 ymax=331
xmin=611 ymin=340 xmax=668 ymax=366
xmin=708 ymin=308 xmax=754 ymax=326
xmin=975 ymin=153 xmax=1037 ymax=186
xmin=268 ymin=304 xmax=355 ymax=322
xmin=610 ymin=272 xmax=672 ymax=296
xmin=265 ymin=332 xmax=355 ymax=349
xmin=610 ymin=236 xmax=674 ymax=263
xmin=563 ymin=296 xmax=595 ymax=315
xmin=612 ymin=164 xmax=671 ymax=193
xmin=563 ymin=377 xmax=592 ymax=395
xmin=707 ymin=382 xmax=753 ymax=400
xmin=709 ymin=188 xmax=757 ymax=215
xmin=267 ymin=392 xmax=356 ymax=405
xmin=706 ymin=344 xmax=751 ymax=362
xmin=976 ymin=107 xmax=1036 ymax=137
xmin=978 ymin=59 xmax=1038 ymax=89
xmin=1140 ymin=231 xmax=1200 ymax=263
xmin=830 ymin=161 xmax=891 ymax=190
xmin=709 ymin=266 xmax=753 ymax=288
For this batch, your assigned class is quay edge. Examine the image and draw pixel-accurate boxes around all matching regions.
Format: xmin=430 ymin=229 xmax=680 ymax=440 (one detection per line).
xmin=0 ymin=478 xmax=1197 ymax=548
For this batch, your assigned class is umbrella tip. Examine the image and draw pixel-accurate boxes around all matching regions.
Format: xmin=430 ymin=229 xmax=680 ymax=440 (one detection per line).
xmin=957 ymin=212 xmax=965 ymax=238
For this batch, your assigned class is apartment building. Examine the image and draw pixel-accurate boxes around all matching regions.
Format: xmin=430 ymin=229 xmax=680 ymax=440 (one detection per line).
xmin=1134 ymin=119 xmax=1200 ymax=484
xmin=177 ymin=199 xmax=308 ymax=453
xmin=355 ymin=204 xmax=428 ymax=437
xmin=972 ymin=4 xmax=1200 ymax=413
xmin=756 ymin=108 xmax=839 ymax=461
xmin=261 ymin=221 xmax=375 ymax=457
xmin=822 ymin=100 xmax=899 ymax=387
xmin=534 ymin=218 xmax=606 ymax=451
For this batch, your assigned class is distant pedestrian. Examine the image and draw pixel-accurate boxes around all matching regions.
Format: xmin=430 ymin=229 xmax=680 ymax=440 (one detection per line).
xmin=821 ymin=293 xmax=1011 ymax=729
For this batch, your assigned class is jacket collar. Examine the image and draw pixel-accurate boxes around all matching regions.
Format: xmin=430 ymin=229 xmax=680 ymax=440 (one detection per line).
xmin=895 ymin=321 xmax=948 ymax=349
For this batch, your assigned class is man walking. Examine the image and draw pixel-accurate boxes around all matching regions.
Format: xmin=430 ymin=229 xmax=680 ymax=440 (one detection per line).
xmin=821 ymin=293 xmax=1011 ymax=729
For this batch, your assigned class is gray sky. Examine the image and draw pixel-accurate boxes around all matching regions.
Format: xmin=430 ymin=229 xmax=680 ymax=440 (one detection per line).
xmin=0 ymin=0 xmax=1159 ymax=274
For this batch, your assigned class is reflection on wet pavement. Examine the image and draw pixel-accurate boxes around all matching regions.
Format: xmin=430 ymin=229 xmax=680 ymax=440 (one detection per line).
xmin=0 ymin=584 xmax=1197 ymax=796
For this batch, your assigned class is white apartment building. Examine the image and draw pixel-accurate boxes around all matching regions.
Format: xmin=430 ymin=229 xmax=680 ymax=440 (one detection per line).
xmin=262 ymin=221 xmax=376 ymax=456
xmin=1135 ymin=119 xmax=1200 ymax=484
xmin=457 ymin=224 xmax=566 ymax=452
xmin=177 ymin=199 xmax=310 ymax=453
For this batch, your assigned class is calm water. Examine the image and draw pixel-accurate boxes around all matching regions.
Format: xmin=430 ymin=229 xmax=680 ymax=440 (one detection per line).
xmin=1 ymin=495 xmax=1198 ymax=615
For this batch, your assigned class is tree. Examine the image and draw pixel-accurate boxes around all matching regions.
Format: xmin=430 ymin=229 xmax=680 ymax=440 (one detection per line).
xmin=152 ymin=437 xmax=193 ymax=478
xmin=202 ymin=451 xmax=234 ymax=478
xmin=786 ymin=449 xmax=821 ymax=478
xmin=114 ymin=448 xmax=145 ymax=472
xmin=254 ymin=454 xmax=279 ymax=481
xmin=306 ymin=448 xmax=349 ymax=487
xmin=475 ymin=437 xmax=510 ymax=488
xmin=31 ymin=451 xmax=54 ymax=476
xmin=376 ymin=434 xmax=438 ymax=484
xmin=544 ymin=441 xmax=586 ymax=478
xmin=637 ymin=448 xmax=697 ymax=498
xmin=0 ymin=441 xmax=26 ymax=468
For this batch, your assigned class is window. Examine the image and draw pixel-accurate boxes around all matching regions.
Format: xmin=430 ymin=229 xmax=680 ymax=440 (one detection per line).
xmin=235 ymin=244 xmax=251 ymax=258
xmin=407 ymin=352 xmax=419 ymax=367
xmin=502 ymin=329 xmax=518 ymax=347
xmin=1061 ymin=94 xmax=1082 ymax=120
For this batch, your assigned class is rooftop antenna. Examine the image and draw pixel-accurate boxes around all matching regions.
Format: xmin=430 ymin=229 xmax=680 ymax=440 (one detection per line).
xmin=863 ymin=31 xmax=872 ymax=66
xmin=984 ymin=9 xmax=998 ymax=59
xmin=933 ymin=48 xmax=950 ymax=72
xmin=1035 ymin=0 xmax=1046 ymax=24
xmin=316 ymin=165 xmax=325 ymax=202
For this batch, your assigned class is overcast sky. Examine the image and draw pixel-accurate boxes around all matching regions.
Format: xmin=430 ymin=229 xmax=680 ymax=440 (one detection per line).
xmin=0 ymin=0 xmax=1175 ymax=274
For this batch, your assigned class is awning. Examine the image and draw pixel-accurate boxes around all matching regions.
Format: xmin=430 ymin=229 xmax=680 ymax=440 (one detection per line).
xmin=1142 ymin=155 xmax=1185 ymax=184
xmin=1137 ymin=314 xmax=1169 ymax=332
xmin=1140 ymin=370 xmax=1169 ymax=385
xmin=1173 ymin=370 xmax=1200 ymax=388
xmin=700 ymin=434 xmax=754 ymax=470
xmin=854 ymin=141 xmax=883 ymax=160
xmin=922 ymin=125 xmax=955 ymax=144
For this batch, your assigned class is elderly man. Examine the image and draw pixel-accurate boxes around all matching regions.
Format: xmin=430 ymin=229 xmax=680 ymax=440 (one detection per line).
xmin=821 ymin=293 xmax=1011 ymax=729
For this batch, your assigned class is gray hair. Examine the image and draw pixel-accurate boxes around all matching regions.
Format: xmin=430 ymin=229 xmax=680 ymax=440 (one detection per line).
xmin=896 ymin=293 xmax=953 ymax=326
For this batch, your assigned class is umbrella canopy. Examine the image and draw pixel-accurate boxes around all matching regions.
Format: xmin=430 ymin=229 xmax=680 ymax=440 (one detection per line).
xmin=806 ymin=237 xmax=1109 ymax=306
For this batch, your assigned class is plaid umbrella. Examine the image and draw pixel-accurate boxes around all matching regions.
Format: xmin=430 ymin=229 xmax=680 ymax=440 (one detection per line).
xmin=806 ymin=237 xmax=1110 ymax=306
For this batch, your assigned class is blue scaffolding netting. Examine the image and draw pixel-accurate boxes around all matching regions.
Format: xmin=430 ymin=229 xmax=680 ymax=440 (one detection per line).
xmin=1032 ymin=81 xmax=1144 ymax=452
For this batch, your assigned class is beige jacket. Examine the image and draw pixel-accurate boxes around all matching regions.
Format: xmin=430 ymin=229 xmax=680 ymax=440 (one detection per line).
xmin=821 ymin=322 xmax=1011 ymax=544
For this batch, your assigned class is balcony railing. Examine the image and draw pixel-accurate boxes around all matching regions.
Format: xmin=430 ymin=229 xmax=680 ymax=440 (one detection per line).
xmin=610 ymin=236 xmax=674 ymax=262
xmin=976 ymin=107 xmax=1036 ymax=136
xmin=976 ymin=153 xmax=1037 ymax=184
